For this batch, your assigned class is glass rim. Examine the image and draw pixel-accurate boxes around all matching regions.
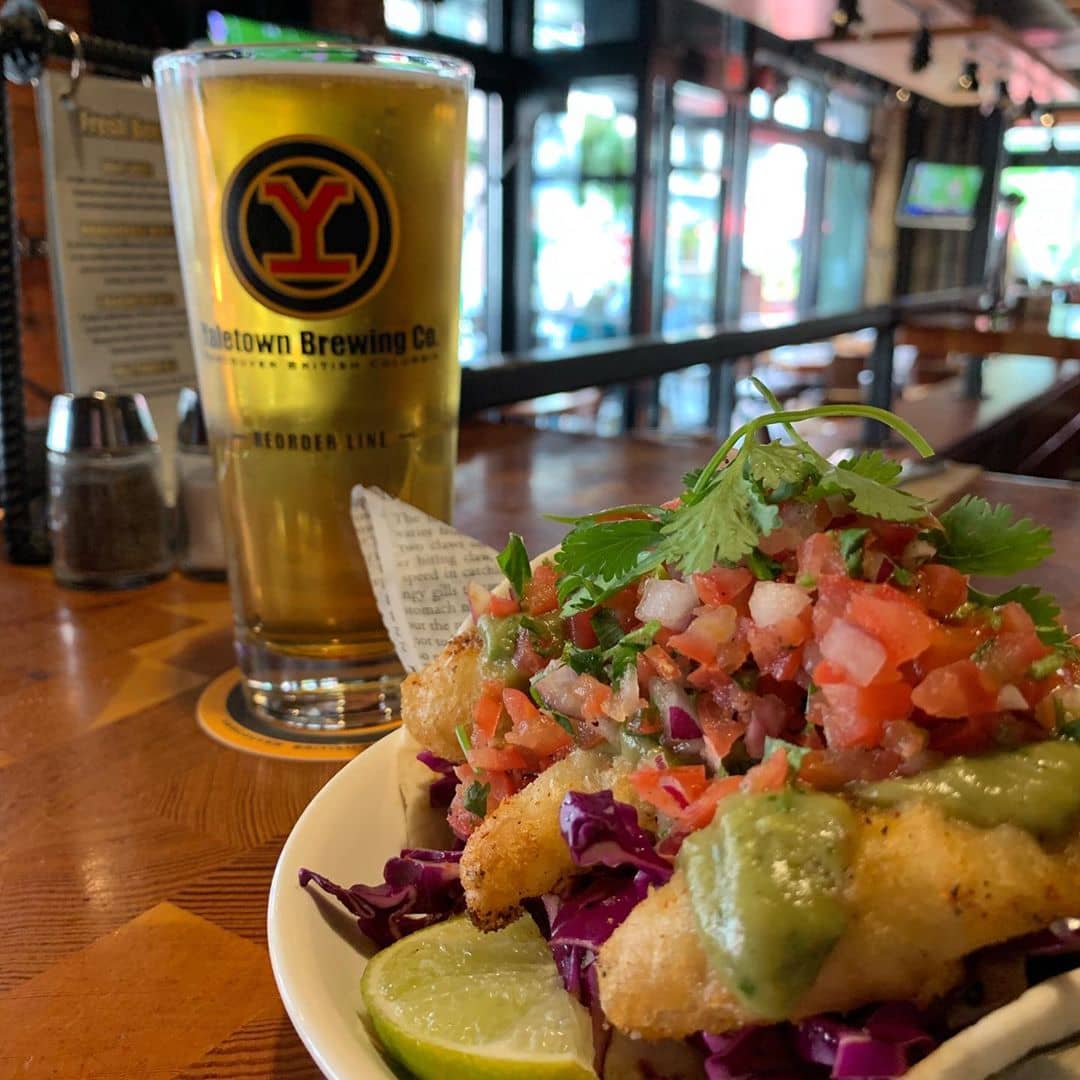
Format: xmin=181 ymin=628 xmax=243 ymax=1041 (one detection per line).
xmin=152 ymin=41 xmax=473 ymax=84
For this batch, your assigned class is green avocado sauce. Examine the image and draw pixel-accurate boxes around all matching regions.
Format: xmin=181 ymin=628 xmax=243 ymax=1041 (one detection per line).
xmin=677 ymin=790 xmax=855 ymax=1020
xmin=477 ymin=611 xmax=563 ymax=686
xmin=853 ymin=739 xmax=1080 ymax=837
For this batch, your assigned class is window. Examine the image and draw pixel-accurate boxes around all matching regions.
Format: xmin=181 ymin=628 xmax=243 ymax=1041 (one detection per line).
xmin=825 ymin=92 xmax=871 ymax=142
xmin=530 ymin=79 xmax=637 ymax=349
xmin=1004 ymin=125 xmax=1053 ymax=154
xmin=818 ymin=158 xmax=871 ymax=312
xmin=534 ymin=0 xmax=585 ymax=50
xmin=773 ymin=77 xmax=815 ymax=130
xmin=663 ymin=83 xmax=725 ymax=332
xmin=659 ymin=83 xmax=726 ymax=432
xmin=742 ymin=135 xmax=809 ymax=321
xmin=461 ymin=91 xmax=499 ymax=365
xmin=385 ymin=0 xmax=488 ymax=44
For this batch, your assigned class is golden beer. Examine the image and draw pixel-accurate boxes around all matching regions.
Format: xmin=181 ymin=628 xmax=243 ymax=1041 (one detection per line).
xmin=155 ymin=47 xmax=471 ymax=728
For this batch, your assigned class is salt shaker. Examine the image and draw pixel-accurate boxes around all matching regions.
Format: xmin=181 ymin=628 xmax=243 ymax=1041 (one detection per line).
xmin=47 ymin=391 xmax=172 ymax=589
xmin=176 ymin=387 xmax=226 ymax=580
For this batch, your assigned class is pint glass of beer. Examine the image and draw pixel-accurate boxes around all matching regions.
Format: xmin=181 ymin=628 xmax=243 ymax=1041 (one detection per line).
xmin=154 ymin=45 xmax=472 ymax=731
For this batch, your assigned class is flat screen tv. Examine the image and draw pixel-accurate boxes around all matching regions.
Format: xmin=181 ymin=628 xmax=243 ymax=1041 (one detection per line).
xmin=896 ymin=161 xmax=983 ymax=231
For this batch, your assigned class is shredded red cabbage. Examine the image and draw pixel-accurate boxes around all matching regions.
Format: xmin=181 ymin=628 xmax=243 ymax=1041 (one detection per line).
xmin=701 ymin=1003 xmax=935 ymax=1080
xmin=416 ymin=750 xmax=458 ymax=808
xmin=559 ymin=789 xmax=674 ymax=884
xmin=299 ymin=847 xmax=463 ymax=948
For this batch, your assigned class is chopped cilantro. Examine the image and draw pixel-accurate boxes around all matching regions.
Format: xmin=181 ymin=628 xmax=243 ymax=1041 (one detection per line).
xmin=454 ymin=723 xmax=472 ymax=756
xmin=611 ymin=619 xmax=662 ymax=653
xmin=551 ymin=712 xmax=575 ymax=736
xmin=591 ymin=608 xmax=623 ymax=650
xmin=837 ymin=528 xmax=869 ymax=578
xmin=562 ymin=644 xmax=605 ymax=678
xmin=746 ymin=548 xmax=782 ymax=580
xmin=1030 ymin=653 xmax=1069 ymax=681
xmin=763 ymin=736 xmax=810 ymax=771
xmin=463 ymin=780 xmax=490 ymax=816
xmin=496 ymin=533 xmax=532 ymax=599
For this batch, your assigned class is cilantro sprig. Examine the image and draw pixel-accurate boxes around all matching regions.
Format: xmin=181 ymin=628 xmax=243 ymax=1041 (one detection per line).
xmin=934 ymin=496 xmax=1054 ymax=576
xmin=553 ymin=395 xmax=933 ymax=613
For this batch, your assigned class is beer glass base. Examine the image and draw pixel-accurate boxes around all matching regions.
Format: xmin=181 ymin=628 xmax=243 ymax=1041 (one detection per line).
xmin=240 ymin=643 xmax=404 ymax=733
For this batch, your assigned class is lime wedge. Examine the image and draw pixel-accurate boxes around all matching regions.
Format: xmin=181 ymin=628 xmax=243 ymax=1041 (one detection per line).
xmin=360 ymin=915 xmax=595 ymax=1080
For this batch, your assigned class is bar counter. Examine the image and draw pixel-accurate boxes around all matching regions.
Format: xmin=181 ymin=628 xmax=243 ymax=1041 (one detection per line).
xmin=2 ymin=422 xmax=1079 ymax=1078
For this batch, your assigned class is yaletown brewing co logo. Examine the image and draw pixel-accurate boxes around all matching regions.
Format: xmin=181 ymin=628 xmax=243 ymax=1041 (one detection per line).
xmin=222 ymin=136 xmax=399 ymax=319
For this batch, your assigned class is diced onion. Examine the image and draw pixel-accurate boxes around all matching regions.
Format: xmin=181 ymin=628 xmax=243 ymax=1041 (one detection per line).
xmin=748 ymin=581 xmax=811 ymax=627
xmin=635 ymin=577 xmax=699 ymax=631
xmin=820 ymin=619 xmax=887 ymax=686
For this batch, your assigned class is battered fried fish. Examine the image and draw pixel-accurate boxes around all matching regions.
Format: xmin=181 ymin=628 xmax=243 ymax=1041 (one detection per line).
xmin=597 ymin=801 xmax=1080 ymax=1039
xmin=400 ymin=629 xmax=482 ymax=763
xmin=462 ymin=748 xmax=655 ymax=929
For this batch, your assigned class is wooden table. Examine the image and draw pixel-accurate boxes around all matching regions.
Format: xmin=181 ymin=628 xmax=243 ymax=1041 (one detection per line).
xmin=898 ymin=312 xmax=1080 ymax=364
xmin=3 ymin=422 xmax=1080 ymax=1079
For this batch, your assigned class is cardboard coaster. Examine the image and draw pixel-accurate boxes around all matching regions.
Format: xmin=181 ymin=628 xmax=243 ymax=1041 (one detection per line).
xmin=196 ymin=668 xmax=399 ymax=762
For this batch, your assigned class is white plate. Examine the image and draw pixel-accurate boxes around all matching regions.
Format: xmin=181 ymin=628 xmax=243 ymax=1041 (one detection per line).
xmin=269 ymin=728 xmax=409 ymax=1080
xmin=269 ymin=727 xmax=1080 ymax=1080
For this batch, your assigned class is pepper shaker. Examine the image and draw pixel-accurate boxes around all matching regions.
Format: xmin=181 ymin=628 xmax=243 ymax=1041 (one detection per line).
xmin=46 ymin=392 xmax=172 ymax=589
xmin=176 ymin=387 xmax=226 ymax=580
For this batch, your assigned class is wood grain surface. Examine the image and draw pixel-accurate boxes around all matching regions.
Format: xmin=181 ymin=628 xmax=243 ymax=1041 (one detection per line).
xmin=2 ymin=420 xmax=1079 ymax=1079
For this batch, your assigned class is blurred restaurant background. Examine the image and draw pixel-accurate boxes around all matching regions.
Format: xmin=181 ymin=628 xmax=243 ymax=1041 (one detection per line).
xmin=9 ymin=0 xmax=1080 ymax=476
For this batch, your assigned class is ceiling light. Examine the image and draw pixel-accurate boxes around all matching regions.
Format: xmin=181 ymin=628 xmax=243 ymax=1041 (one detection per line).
xmin=910 ymin=25 xmax=932 ymax=74
xmin=832 ymin=0 xmax=863 ymax=37
xmin=957 ymin=59 xmax=979 ymax=93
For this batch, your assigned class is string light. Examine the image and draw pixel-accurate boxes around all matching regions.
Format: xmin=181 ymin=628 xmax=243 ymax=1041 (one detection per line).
xmin=957 ymin=59 xmax=979 ymax=93
xmin=896 ymin=87 xmax=912 ymax=103
xmin=1039 ymin=110 xmax=1056 ymax=128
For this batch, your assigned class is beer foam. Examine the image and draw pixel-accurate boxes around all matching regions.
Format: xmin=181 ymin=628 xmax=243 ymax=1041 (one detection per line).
xmin=160 ymin=54 xmax=470 ymax=91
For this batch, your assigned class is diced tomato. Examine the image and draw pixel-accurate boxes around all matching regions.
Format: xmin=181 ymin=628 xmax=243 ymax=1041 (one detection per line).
xmin=643 ymin=644 xmax=682 ymax=681
xmin=568 ymin=611 xmax=598 ymax=649
xmin=915 ymin=564 xmax=969 ymax=617
xmin=812 ymin=659 xmax=850 ymax=685
xmin=797 ymin=747 xmax=902 ymax=790
xmin=699 ymin=698 xmax=746 ymax=762
xmin=489 ymin=593 xmax=520 ymax=617
xmin=606 ymin=584 xmax=642 ymax=631
xmin=797 ymin=532 xmax=846 ymax=581
xmin=486 ymin=769 xmax=518 ymax=806
xmin=678 ymin=776 xmax=743 ymax=831
xmin=917 ymin=622 xmax=986 ymax=674
xmin=976 ymin=631 xmax=1050 ymax=688
xmin=502 ymin=688 xmax=541 ymax=726
xmin=762 ymin=646 xmax=803 ymax=683
xmin=692 ymin=567 xmax=754 ymax=608
xmin=671 ymin=607 xmax=737 ymax=665
xmin=512 ymin=628 xmax=547 ymax=678
xmin=521 ymin=563 xmax=558 ymax=614
xmin=846 ymin=589 xmax=936 ymax=666
xmin=473 ymin=690 xmax=504 ymax=739
xmin=466 ymin=744 xmax=529 ymax=771
xmin=629 ymin=764 xmax=709 ymax=818
xmin=999 ymin=601 xmax=1036 ymax=636
xmin=865 ymin=520 xmax=918 ymax=558
xmin=820 ymin=681 xmax=912 ymax=749
xmin=504 ymin=712 xmax=573 ymax=757
xmin=581 ymin=681 xmax=613 ymax=721
xmin=912 ymin=659 xmax=997 ymax=718
xmin=743 ymin=747 xmax=790 ymax=792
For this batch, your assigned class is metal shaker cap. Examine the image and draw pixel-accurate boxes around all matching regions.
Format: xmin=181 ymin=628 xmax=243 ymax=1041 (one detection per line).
xmin=177 ymin=386 xmax=209 ymax=447
xmin=46 ymin=391 xmax=159 ymax=454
